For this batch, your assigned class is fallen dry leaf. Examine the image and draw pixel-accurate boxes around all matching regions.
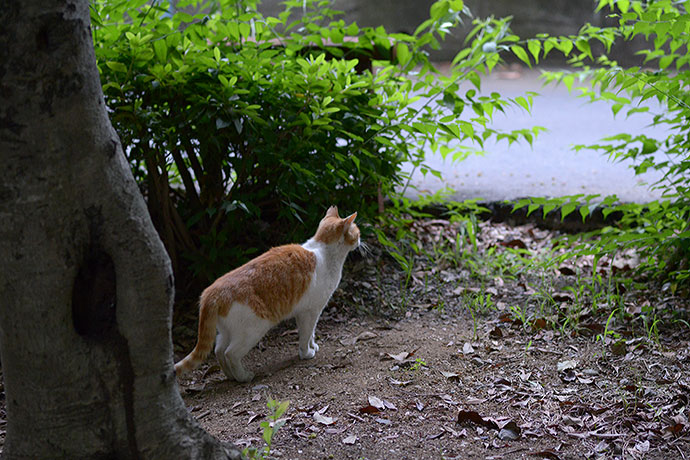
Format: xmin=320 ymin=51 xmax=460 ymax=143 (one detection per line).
xmin=443 ymin=426 xmax=467 ymax=437
xmin=313 ymin=412 xmax=336 ymax=425
xmin=500 ymin=238 xmax=527 ymax=249
xmin=368 ymin=395 xmax=385 ymax=410
xmin=383 ymin=400 xmax=397 ymax=411
xmin=385 ymin=351 xmax=410 ymax=362
xmin=315 ymin=405 xmax=329 ymax=414
xmin=558 ymin=266 xmax=576 ymax=276
xmin=610 ymin=340 xmax=626 ymax=356
xmin=342 ymin=434 xmax=357 ymax=445
xmin=557 ymin=360 xmax=578 ymax=372
xmin=440 ymin=370 xmax=461 ymax=381
xmin=552 ymin=292 xmax=574 ymax=302
xmin=532 ymin=318 xmax=547 ymax=330
xmin=456 ymin=410 xmax=498 ymax=430
xmin=529 ymin=450 xmax=561 ymax=460
xmin=340 ymin=330 xmax=378 ymax=346
xmin=489 ymin=327 xmax=504 ymax=338
xmin=358 ymin=405 xmax=380 ymax=415
xmin=497 ymin=421 xmax=521 ymax=441
xmin=425 ymin=431 xmax=445 ymax=440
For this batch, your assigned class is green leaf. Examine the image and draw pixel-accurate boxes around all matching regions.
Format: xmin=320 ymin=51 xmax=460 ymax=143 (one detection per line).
xmin=153 ymin=39 xmax=167 ymax=63
xmin=510 ymin=45 xmax=531 ymax=67
xmin=513 ymin=198 xmax=532 ymax=211
xmin=106 ymin=61 xmax=128 ymax=73
xmin=239 ymin=22 xmax=251 ymax=38
xmin=579 ymin=205 xmax=590 ymax=222
xmin=275 ymin=400 xmax=290 ymax=418
xmin=262 ymin=425 xmax=273 ymax=445
xmin=562 ymin=74 xmax=575 ymax=92
xmin=617 ymin=0 xmax=630 ymax=13
xmin=641 ymin=139 xmax=658 ymax=154
xmin=559 ymin=39 xmax=574 ymax=56
xmin=561 ymin=203 xmax=577 ymax=220
xmin=397 ymin=43 xmax=410 ymax=66
xmin=659 ymin=54 xmax=675 ymax=69
xmin=527 ymin=39 xmax=541 ymax=63
xmin=514 ymin=96 xmax=530 ymax=112
xmin=575 ymin=39 xmax=592 ymax=60
xmin=543 ymin=37 xmax=556 ymax=57
xmin=543 ymin=203 xmax=557 ymax=218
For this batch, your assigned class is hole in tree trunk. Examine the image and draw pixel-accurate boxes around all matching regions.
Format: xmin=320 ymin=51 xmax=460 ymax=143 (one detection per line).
xmin=72 ymin=248 xmax=117 ymax=338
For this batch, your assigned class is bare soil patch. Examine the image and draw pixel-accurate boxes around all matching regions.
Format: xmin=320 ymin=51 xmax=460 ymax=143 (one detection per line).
xmin=177 ymin=303 xmax=689 ymax=460
xmin=174 ymin=220 xmax=690 ymax=460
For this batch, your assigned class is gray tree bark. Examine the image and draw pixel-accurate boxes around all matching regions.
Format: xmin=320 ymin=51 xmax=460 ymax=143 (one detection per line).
xmin=0 ymin=1 xmax=239 ymax=458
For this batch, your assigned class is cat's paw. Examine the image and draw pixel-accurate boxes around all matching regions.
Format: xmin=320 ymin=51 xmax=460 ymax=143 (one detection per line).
xmin=232 ymin=369 xmax=255 ymax=383
xmin=299 ymin=347 xmax=317 ymax=360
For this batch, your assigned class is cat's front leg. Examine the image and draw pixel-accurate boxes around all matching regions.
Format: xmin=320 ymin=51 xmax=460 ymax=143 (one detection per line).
xmin=296 ymin=310 xmax=320 ymax=360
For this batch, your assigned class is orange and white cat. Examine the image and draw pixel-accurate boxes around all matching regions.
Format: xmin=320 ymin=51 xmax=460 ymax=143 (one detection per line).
xmin=175 ymin=206 xmax=360 ymax=382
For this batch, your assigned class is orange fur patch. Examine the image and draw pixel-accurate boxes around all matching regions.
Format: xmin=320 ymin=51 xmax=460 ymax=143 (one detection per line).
xmin=210 ymin=244 xmax=317 ymax=323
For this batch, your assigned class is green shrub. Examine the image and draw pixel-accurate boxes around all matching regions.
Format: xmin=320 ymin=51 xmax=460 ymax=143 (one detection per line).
xmin=508 ymin=0 xmax=690 ymax=288
xmin=91 ymin=0 xmax=538 ymax=293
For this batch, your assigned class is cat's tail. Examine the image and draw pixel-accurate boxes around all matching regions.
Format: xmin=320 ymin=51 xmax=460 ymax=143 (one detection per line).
xmin=174 ymin=288 xmax=221 ymax=377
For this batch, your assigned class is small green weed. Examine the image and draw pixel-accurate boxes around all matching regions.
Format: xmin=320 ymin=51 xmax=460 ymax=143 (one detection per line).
xmin=409 ymin=358 xmax=428 ymax=372
xmin=243 ymin=398 xmax=290 ymax=460
xmin=595 ymin=309 xmax=621 ymax=357
xmin=643 ymin=313 xmax=661 ymax=344
xmin=510 ymin=304 xmax=529 ymax=331
xmin=463 ymin=291 xmax=496 ymax=339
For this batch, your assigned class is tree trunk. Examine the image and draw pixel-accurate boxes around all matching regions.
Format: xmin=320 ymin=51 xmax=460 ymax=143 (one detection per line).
xmin=0 ymin=2 xmax=238 ymax=458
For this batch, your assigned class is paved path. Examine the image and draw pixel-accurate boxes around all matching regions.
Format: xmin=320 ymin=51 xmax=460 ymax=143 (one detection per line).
xmin=403 ymin=67 xmax=668 ymax=203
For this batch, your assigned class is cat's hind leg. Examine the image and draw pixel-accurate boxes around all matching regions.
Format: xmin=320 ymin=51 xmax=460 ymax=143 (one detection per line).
xmin=214 ymin=333 xmax=233 ymax=379
xmin=223 ymin=339 xmax=256 ymax=383
xmin=296 ymin=309 xmax=321 ymax=360
xmin=221 ymin=304 xmax=273 ymax=382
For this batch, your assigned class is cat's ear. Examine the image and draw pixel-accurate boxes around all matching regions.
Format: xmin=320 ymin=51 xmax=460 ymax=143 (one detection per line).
xmin=343 ymin=212 xmax=357 ymax=228
xmin=326 ymin=205 xmax=339 ymax=218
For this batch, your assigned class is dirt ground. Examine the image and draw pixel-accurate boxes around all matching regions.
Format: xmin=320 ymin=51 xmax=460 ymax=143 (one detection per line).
xmin=174 ymin=220 xmax=690 ymax=460
xmin=0 ymin=220 xmax=687 ymax=459
xmin=176 ymin=310 xmax=690 ymax=460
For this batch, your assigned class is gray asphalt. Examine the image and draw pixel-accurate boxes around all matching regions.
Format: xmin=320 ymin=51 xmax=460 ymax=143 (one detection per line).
xmin=403 ymin=67 xmax=669 ymax=204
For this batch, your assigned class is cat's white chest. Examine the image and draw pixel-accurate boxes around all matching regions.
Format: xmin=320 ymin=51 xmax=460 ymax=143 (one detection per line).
xmin=291 ymin=241 xmax=347 ymax=316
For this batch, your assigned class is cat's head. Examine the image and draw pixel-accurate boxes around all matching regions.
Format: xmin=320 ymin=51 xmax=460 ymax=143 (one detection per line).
xmin=314 ymin=206 xmax=360 ymax=249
